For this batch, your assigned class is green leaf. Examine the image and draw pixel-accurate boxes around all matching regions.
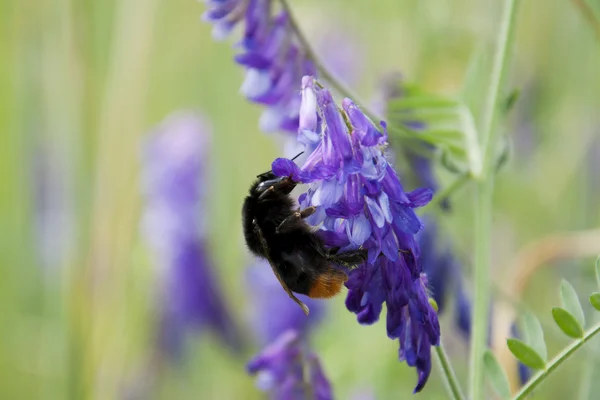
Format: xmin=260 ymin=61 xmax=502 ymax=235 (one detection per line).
xmin=589 ymin=293 xmax=600 ymax=311
xmin=521 ymin=311 xmax=547 ymax=361
xmin=385 ymin=77 xmax=482 ymax=178
xmin=440 ymin=150 xmax=468 ymax=174
xmin=506 ymin=338 xmax=546 ymax=370
xmin=484 ymin=350 xmax=512 ymax=399
xmin=552 ymin=307 xmax=584 ymax=338
xmin=560 ymin=280 xmax=585 ymax=327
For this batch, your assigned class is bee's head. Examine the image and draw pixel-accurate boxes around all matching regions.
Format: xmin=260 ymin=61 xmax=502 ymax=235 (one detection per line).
xmin=252 ymin=175 xmax=297 ymax=196
xmin=250 ymin=151 xmax=304 ymax=196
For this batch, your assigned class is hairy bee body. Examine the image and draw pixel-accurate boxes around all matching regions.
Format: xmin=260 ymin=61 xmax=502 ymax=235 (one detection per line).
xmin=242 ymin=172 xmax=351 ymax=300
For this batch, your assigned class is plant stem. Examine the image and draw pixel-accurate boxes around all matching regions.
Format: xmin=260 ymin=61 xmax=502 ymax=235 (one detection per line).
xmin=278 ymin=0 xmax=373 ymax=115
xmin=435 ymin=344 xmax=467 ymax=400
xmin=478 ymin=0 xmax=521 ymax=171
xmin=469 ymin=177 xmax=494 ymax=400
xmin=469 ymin=0 xmax=520 ymax=399
xmin=513 ymin=322 xmax=600 ymax=400
xmin=429 ymin=174 xmax=470 ymax=210
xmin=278 ymin=0 xmax=410 ymax=139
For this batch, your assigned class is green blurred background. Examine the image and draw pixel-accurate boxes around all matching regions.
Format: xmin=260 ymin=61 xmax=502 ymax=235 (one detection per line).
xmin=1 ymin=0 xmax=600 ymax=398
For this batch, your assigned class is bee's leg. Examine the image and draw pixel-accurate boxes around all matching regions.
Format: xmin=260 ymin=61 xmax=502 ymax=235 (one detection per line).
xmin=327 ymin=249 xmax=368 ymax=269
xmin=258 ymin=177 xmax=297 ymax=201
xmin=257 ymin=185 xmax=275 ymax=201
xmin=299 ymin=206 xmax=317 ymax=218
xmin=276 ymin=206 xmax=317 ymax=233
xmin=252 ymin=219 xmax=309 ymax=315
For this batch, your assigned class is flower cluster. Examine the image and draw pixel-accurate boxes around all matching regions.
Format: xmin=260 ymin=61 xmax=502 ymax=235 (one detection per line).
xmin=245 ymin=262 xmax=331 ymax=399
xmin=203 ymin=0 xmax=316 ymax=133
xmin=141 ymin=112 xmax=239 ymax=357
xmin=247 ymin=330 xmax=333 ymax=400
xmin=272 ymin=76 xmax=440 ymax=392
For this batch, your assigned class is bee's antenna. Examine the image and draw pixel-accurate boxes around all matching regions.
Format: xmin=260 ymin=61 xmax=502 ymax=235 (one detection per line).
xmin=290 ymin=151 xmax=304 ymax=161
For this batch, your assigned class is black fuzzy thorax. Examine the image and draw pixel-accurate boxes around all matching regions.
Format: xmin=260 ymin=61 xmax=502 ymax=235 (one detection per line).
xmin=242 ymin=178 xmax=333 ymax=296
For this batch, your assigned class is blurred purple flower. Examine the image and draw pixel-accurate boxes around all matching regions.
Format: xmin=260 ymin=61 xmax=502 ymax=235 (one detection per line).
xmin=141 ymin=112 xmax=240 ymax=357
xmin=247 ymin=330 xmax=333 ymax=400
xmin=454 ymin=286 xmax=472 ymax=338
xmin=246 ymin=262 xmax=324 ymax=346
xmin=307 ymin=353 xmax=333 ymax=400
xmin=271 ymin=76 xmax=440 ymax=393
xmin=203 ymin=1 xmax=362 ymax=136
xmin=245 ymin=262 xmax=330 ymax=398
xmin=203 ymin=0 xmax=316 ymax=133
xmin=311 ymin=25 xmax=364 ymax=88
xmin=404 ymin=150 xmax=440 ymax=201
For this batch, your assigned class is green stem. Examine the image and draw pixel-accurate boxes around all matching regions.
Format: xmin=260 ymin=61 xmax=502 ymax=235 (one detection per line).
xmin=469 ymin=177 xmax=494 ymax=400
xmin=513 ymin=322 xmax=600 ymax=400
xmin=469 ymin=1 xmax=520 ymax=399
xmin=478 ymin=0 xmax=521 ymax=172
xmin=428 ymin=174 xmax=470 ymax=210
xmin=435 ymin=344 xmax=467 ymax=400
xmin=278 ymin=0 xmax=411 ymax=139
xmin=278 ymin=0 xmax=375 ymax=117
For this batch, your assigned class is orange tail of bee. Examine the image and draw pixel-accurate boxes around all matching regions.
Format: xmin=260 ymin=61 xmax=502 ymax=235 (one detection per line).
xmin=308 ymin=268 xmax=348 ymax=298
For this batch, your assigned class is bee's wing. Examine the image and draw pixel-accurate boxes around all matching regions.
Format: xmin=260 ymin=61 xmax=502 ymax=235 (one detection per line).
xmin=252 ymin=219 xmax=309 ymax=316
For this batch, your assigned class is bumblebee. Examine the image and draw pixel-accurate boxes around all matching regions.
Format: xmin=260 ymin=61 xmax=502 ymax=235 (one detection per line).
xmin=242 ymin=159 xmax=365 ymax=315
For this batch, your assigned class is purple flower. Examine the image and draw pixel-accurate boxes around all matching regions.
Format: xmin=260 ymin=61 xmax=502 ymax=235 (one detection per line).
xmin=203 ymin=2 xmax=363 ymax=137
xmin=141 ymin=112 xmax=240 ymax=356
xmin=203 ymin=0 xmax=316 ymax=133
xmin=245 ymin=263 xmax=331 ymax=399
xmin=246 ymin=262 xmax=324 ymax=345
xmin=271 ymin=77 xmax=440 ymax=393
xmin=247 ymin=330 xmax=333 ymax=400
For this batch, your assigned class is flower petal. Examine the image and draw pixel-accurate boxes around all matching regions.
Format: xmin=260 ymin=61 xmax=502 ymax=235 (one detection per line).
xmin=346 ymin=213 xmax=371 ymax=246
xmin=407 ymin=187 xmax=433 ymax=207
xmin=365 ymin=195 xmax=385 ymax=228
